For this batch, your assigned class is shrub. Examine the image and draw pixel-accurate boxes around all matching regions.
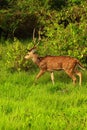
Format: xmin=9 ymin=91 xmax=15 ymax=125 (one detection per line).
xmin=5 ymin=38 xmax=35 ymax=71
xmin=38 ymin=9 xmax=87 ymax=65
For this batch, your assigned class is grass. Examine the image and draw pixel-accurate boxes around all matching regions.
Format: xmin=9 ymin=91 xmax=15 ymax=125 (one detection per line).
xmin=0 ymin=63 xmax=87 ymax=130
xmin=0 ymin=44 xmax=87 ymax=130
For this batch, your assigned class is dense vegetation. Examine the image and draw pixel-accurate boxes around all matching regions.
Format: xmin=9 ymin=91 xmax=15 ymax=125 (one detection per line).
xmin=0 ymin=0 xmax=87 ymax=129
xmin=0 ymin=0 xmax=87 ymax=70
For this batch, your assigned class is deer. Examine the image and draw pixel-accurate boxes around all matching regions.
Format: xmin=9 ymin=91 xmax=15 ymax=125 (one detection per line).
xmin=25 ymin=29 xmax=85 ymax=86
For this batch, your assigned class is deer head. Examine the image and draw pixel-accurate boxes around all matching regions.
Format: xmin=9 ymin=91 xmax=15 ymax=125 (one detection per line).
xmin=25 ymin=47 xmax=36 ymax=60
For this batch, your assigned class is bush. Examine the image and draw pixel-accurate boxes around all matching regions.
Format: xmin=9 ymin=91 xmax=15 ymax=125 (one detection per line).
xmin=43 ymin=22 xmax=87 ymax=64
xmin=38 ymin=8 xmax=87 ymax=65
xmin=5 ymin=38 xmax=35 ymax=71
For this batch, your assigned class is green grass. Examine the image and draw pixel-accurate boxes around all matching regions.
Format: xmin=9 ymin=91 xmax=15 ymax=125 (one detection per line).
xmin=0 ymin=43 xmax=87 ymax=130
xmin=0 ymin=62 xmax=87 ymax=130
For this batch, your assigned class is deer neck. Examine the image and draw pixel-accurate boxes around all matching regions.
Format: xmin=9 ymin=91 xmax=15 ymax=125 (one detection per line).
xmin=32 ymin=54 xmax=40 ymax=66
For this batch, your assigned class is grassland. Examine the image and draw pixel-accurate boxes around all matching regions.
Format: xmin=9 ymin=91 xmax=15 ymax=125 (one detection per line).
xmin=0 ymin=56 xmax=87 ymax=130
xmin=0 ymin=42 xmax=87 ymax=130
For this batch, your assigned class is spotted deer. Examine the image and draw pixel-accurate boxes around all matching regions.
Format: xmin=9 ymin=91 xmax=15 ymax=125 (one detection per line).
xmin=25 ymin=29 xmax=85 ymax=85
xmin=25 ymin=48 xmax=85 ymax=85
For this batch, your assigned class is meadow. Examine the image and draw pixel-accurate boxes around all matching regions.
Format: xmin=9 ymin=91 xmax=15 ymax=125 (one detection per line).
xmin=0 ymin=55 xmax=87 ymax=130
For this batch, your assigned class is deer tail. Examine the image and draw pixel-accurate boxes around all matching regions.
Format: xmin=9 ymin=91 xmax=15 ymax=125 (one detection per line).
xmin=77 ymin=61 xmax=85 ymax=70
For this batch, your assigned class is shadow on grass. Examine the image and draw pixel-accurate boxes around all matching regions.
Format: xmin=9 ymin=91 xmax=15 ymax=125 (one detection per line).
xmin=47 ymin=83 xmax=71 ymax=94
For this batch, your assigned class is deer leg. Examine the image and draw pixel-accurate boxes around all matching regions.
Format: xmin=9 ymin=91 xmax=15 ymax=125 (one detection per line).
xmin=75 ymin=71 xmax=82 ymax=86
xmin=50 ymin=72 xmax=54 ymax=85
xmin=34 ymin=70 xmax=45 ymax=84
xmin=65 ymin=71 xmax=76 ymax=85
xmin=72 ymin=75 xmax=77 ymax=85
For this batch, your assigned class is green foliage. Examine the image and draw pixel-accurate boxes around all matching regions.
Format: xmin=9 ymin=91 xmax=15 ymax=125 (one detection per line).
xmin=68 ymin=0 xmax=84 ymax=4
xmin=5 ymin=39 xmax=24 ymax=71
xmin=5 ymin=38 xmax=38 ymax=71
xmin=5 ymin=39 xmax=27 ymax=71
xmin=0 ymin=0 xmax=87 ymax=39
xmin=0 ymin=44 xmax=3 ymax=60
xmin=37 ymin=4 xmax=87 ymax=64
xmin=0 ymin=0 xmax=87 ymax=66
